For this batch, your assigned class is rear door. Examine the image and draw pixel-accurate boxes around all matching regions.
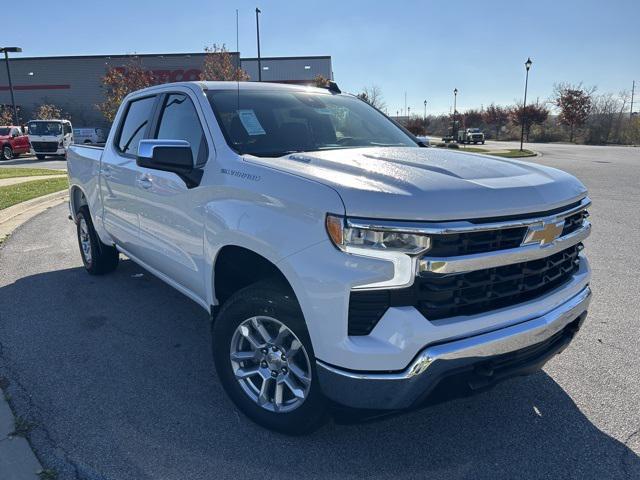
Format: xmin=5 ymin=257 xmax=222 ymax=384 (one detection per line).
xmin=135 ymin=90 xmax=209 ymax=300
xmin=100 ymin=95 xmax=157 ymax=254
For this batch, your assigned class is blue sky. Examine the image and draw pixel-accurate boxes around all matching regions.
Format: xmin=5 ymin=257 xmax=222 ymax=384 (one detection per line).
xmin=6 ymin=0 xmax=638 ymax=115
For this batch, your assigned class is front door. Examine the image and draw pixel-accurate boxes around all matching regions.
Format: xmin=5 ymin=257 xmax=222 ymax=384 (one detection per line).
xmin=100 ymin=95 xmax=156 ymax=255
xmin=135 ymin=91 xmax=209 ymax=300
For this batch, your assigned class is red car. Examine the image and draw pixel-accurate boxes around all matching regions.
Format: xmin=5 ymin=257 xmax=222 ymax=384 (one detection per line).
xmin=0 ymin=125 xmax=31 ymax=160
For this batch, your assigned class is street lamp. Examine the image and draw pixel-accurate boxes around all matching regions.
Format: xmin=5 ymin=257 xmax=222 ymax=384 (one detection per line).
xmin=453 ymin=88 xmax=458 ymax=139
xmin=1 ymin=47 xmax=22 ymax=125
xmin=520 ymin=57 xmax=532 ymax=152
xmin=255 ymin=8 xmax=262 ymax=81
xmin=423 ymin=99 xmax=427 ymax=120
xmin=408 ymin=106 xmax=411 ymax=117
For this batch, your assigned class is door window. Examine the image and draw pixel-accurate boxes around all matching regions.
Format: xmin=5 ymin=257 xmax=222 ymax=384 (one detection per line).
xmin=116 ymin=96 xmax=156 ymax=156
xmin=155 ymin=93 xmax=208 ymax=165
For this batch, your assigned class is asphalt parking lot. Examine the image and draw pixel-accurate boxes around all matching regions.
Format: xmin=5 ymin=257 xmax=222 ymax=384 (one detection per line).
xmin=0 ymin=154 xmax=68 ymax=170
xmin=0 ymin=143 xmax=638 ymax=479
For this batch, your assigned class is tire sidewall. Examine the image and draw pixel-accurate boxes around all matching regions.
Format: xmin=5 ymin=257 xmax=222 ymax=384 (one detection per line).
xmin=1 ymin=145 xmax=11 ymax=160
xmin=212 ymin=282 xmax=326 ymax=434
xmin=76 ymin=207 xmax=99 ymax=273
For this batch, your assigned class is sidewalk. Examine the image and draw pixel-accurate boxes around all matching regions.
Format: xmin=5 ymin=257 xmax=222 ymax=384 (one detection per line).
xmin=0 ymin=175 xmax=66 ymax=188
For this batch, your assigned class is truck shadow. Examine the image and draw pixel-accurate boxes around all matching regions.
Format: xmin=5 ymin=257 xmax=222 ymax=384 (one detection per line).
xmin=0 ymin=259 xmax=637 ymax=480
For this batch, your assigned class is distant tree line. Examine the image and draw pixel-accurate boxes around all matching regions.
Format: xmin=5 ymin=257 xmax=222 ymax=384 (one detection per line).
xmin=399 ymin=83 xmax=639 ymax=145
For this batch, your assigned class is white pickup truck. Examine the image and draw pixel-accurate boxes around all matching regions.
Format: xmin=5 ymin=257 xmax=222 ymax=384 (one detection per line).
xmin=67 ymin=81 xmax=592 ymax=434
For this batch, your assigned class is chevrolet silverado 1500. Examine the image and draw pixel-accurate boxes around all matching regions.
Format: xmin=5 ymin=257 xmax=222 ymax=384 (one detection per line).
xmin=67 ymin=81 xmax=592 ymax=433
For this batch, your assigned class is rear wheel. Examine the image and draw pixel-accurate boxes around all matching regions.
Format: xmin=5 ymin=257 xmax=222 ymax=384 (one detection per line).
xmin=1 ymin=145 xmax=13 ymax=160
xmin=76 ymin=206 xmax=119 ymax=275
xmin=212 ymin=280 xmax=327 ymax=434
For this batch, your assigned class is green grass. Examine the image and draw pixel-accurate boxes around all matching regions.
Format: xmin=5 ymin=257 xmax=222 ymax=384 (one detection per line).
xmin=0 ymin=167 xmax=64 ymax=180
xmin=459 ymin=147 xmax=537 ymax=158
xmin=0 ymin=177 xmax=68 ymax=210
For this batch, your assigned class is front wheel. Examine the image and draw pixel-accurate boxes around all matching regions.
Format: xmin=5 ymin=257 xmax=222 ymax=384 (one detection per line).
xmin=76 ymin=206 xmax=119 ymax=275
xmin=36 ymin=154 xmax=46 ymax=160
xmin=1 ymin=145 xmax=13 ymax=160
xmin=212 ymin=280 xmax=327 ymax=434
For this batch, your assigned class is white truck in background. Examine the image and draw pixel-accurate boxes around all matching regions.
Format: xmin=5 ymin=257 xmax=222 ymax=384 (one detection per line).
xmin=73 ymin=127 xmax=107 ymax=145
xmin=28 ymin=119 xmax=73 ymax=159
xmin=67 ymin=81 xmax=592 ymax=434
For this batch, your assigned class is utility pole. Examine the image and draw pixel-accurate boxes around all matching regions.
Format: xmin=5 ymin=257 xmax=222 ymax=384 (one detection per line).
xmin=1 ymin=47 xmax=22 ymax=125
xmin=255 ymin=8 xmax=262 ymax=81
xmin=404 ymin=91 xmax=407 ymax=117
xmin=631 ymin=80 xmax=635 ymax=119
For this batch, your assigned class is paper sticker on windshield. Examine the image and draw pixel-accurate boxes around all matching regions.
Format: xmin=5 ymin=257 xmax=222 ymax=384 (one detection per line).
xmin=237 ymin=109 xmax=266 ymax=136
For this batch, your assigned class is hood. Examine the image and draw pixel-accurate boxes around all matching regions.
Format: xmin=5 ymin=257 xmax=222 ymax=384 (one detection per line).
xmin=245 ymin=147 xmax=587 ymax=221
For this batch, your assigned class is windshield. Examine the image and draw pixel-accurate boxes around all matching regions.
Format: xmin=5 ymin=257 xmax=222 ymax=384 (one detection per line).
xmin=469 ymin=128 xmax=481 ymax=133
xmin=207 ymin=89 xmax=417 ymax=157
xmin=0 ymin=128 xmax=10 ymax=136
xmin=28 ymin=121 xmax=62 ymax=136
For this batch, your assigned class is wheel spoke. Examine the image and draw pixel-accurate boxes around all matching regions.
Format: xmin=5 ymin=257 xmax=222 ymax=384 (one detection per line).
xmin=234 ymin=365 xmax=260 ymax=380
xmin=251 ymin=318 xmax=273 ymax=344
xmin=286 ymin=338 xmax=302 ymax=358
xmin=230 ymin=350 xmax=257 ymax=363
xmin=258 ymin=377 xmax=274 ymax=406
xmin=283 ymin=376 xmax=305 ymax=399
xmin=272 ymin=324 xmax=290 ymax=347
xmin=239 ymin=324 xmax=263 ymax=350
xmin=288 ymin=361 xmax=311 ymax=386
xmin=274 ymin=380 xmax=284 ymax=411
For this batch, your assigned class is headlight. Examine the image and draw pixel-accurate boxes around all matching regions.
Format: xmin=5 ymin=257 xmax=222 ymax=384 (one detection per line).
xmin=326 ymin=214 xmax=431 ymax=255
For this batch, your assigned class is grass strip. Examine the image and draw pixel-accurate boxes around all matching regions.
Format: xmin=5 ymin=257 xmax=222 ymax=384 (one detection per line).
xmin=0 ymin=168 xmax=64 ymax=180
xmin=0 ymin=177 xmax=68 ymax=210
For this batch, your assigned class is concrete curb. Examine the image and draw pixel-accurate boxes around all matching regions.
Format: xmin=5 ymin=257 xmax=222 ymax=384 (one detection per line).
xmin=0 ymin=191 xmax=69 ymax=478
xmin=0 ymin=190 xmax=69 ymax=244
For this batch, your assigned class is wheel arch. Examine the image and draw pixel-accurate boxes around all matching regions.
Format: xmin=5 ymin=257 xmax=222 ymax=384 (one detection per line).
xmin=211 ymin=245 xmax=295 ymax=317
xmin=69 ymin=184 xmax=89 ymax=222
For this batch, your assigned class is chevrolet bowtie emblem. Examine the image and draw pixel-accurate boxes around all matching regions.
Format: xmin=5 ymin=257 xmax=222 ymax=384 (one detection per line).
xmin=522 ymin=220 xmax=565 ymax=246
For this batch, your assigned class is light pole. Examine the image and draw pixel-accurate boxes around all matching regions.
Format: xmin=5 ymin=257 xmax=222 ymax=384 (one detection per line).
xmin=423 ymin=99 xmax=427 ymax=120
xmin=453 ymin=88 xmax=458 ymax=139
xmin=520 ymin=57 xmax=532 ymax=152
xmin=255 ymin=8 xmax=262 ymax=81
xmin=407 ymin=106 xmax=411 ymax=118
xmin=1 ymin=47 xmax=22 ymax=125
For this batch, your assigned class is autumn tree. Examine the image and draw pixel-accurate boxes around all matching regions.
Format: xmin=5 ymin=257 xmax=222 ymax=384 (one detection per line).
xmin=509 ymin=101 xmax=549 ymax=141
xmin=553 ymin=83 xmax=594 ymax=142
xmin=98 ymin=60 xmax=156 ymax=122
xmin=312 ymin=74 xmax=330 ymax=88
xmin=200 ymin=44 xmax=249 ymax=81
xmin=33 ymin=104 xmax=67 ymax=120
xmin=462 ymin=109 xmax=484 ymax=128
xmin=483 ymin=104 xmax=509 ymax=140
xmin=357 ymin=85 xmax=386 ymax=111
xmin=0 ymin=106 xmax=15 ymax=125
xmin=404 ymin=117 xmax=428 ymax=136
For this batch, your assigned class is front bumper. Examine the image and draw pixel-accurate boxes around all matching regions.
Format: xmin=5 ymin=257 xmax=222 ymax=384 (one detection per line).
xmin=317 ymin=285 xmax=591 ymax=410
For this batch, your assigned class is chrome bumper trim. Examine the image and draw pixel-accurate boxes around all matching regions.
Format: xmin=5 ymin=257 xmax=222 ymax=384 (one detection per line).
xmin=316 ymin=286 xmax=591 ymax=409
xmin=419 ymin=222 xmax=590 ymax=274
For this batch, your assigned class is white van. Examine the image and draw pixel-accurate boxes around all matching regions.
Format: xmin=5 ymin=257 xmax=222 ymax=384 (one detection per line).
xmin=73 ymin=127 xmax=107 ymax=145
xmin=28 ymin=119 xmax=74 ymax=159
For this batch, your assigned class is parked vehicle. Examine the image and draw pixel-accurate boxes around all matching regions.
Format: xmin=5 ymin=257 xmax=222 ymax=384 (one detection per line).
xmin=73 ymin=127 xmax=107 ymax=145
xmin=0 ymin=125 xmax=31 ymax=160
xmin=28 ymin=119 xmax=73 ymax=159
xmin=458 ymin=127 xmax=485 ymax=144
xmin=67 ymin=82 xmax=592 ymax=434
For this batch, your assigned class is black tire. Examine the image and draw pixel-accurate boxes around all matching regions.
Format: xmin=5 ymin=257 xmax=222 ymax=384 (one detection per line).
xmin=76 ymin=206 xmax=119 ymax=275
xmin=212 ymin=280 xmax=327 ymax=434
xmin=1 ymin=145 xmax=13 ymax=160
xmin=482 ymin=140 xmax=485 ymax=145
xmin=36 ymin=154 xmax=46 ymax=160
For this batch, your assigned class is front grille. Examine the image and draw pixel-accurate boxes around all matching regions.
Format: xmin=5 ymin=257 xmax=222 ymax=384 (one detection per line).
xmin=428 ymin=227 xmax=526 ymax=257
xmin=414 ymin=244 xmax=581 ymax=320
xmin=348 ymin=245 xmax=582 ymax=335
xmin=562 ymin=210 xmax=588 ymax=236
xmin=31 ymin=141 xmax=58 ymax=153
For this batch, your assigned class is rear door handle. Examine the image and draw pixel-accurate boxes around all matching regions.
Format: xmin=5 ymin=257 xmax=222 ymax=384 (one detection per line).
xmin=136 ymin=175 xmax=152 ymax=189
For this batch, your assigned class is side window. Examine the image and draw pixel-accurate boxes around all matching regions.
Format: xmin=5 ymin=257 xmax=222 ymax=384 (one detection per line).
xmin=155 ymin=93 xmax=208 ymax=165
xmin=117 ymin=96 xmax=156 ymax=156
xmin=64 ymin=124 xmax=72 ymax=134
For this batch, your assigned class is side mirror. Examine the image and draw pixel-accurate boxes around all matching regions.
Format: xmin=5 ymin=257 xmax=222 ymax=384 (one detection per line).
xmin=136 ymin=139 xmax=203 ymax=188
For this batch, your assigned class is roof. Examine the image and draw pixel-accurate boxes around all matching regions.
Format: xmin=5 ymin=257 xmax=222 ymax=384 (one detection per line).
xmin=134 ymin=81 xmax=337 ymax=96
